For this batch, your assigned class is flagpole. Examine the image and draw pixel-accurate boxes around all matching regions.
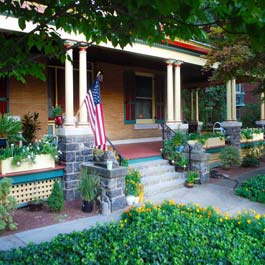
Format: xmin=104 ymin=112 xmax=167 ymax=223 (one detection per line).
xmin=75 ymin=71 xmax=102 ymax=118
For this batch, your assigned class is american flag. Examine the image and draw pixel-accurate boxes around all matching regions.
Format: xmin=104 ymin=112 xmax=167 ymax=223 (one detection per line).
xmin=84 ymin=77 xmax=107 ymax=150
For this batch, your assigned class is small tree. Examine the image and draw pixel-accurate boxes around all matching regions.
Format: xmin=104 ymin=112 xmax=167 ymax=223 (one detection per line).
xmin=219 ymin=146 xmax=241 ymax=169
xmin=47 ymin=181 xmax=64 ymax=212
xmin=0 ymin=178 xmax=17 ymax=232
xmin=22 ymin=112 xmax=41 ymax=144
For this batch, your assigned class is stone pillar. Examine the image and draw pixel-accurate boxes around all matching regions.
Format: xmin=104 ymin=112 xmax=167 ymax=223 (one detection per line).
xmin=184 ymin=143 xmax=210 ymax=184
xmin=82 ymin=163 xmax=128 ymax=211
xmin=166 ymin=59 xmax=175 ymax=123
xmin=174 ymin=60 xmax=183 ymax=123
xmin=79 ymin=46 xmax=89 ymax=125
xmin=64 ymin=43 xmax=74 ymax=126
xmin=57 ymin=132 xmax=94 ymax=200
xmin=256 ymin=93 xmax=265 ymax=128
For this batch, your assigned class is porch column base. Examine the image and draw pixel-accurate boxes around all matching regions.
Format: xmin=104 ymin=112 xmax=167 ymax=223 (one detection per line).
xmin=221 ymin=121 xmax=242 ymax=148
xmin=167 ymin=122 xmax=188 ymax=133
xmin=256 ymin=120 xmax=265 ymax=128
xmin=57 ymin=131 xmax=94 ymax=201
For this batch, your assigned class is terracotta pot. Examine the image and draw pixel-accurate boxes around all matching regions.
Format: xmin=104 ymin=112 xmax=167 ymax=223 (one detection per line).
xmin=185 ymin=182 xmax=194 ymax=188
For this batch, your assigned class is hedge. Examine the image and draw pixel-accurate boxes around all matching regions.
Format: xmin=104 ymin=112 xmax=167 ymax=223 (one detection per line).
xmin=0 ymin=201 xmax=264 ymax=264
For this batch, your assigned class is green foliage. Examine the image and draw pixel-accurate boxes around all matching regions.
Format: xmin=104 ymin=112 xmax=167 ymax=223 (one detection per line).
xmin=51 ymin=105 xmax=62 ymax=118
xmin=125 ymin=169 xmax=141 ymax=196
xmin=79 ymin=168 xmax=100 ymax=201
xmin=235 ymin=175 xmax=265 ymax=203
xmin=242 ymin=154 xmax=260 ymax=167
xmin=1 ymin=201 xmax=265 ymax=264
xmin=47 ymin=181 xmax=64 ymax=212
xmin=22 ymin=112 xmax=41 ymax=144
xmin=0 ymin=135 xmax=60 ymax=166
xmin=219 ymin=146 xmax=241 ymax=169
xmin=186 ymin=171 xmax=199 ymax=183
xmin=120 ymin=158 xmax=128 ymax=167
xmin=0 ymin=178 xmax=17 ymax=232
xmin=0 ymin=114 xmax=22 ymax=144
xmin=175 ymin=155 xmax=188 ymax=168
xmin=240 ymin=104 xmax=260 ymax=128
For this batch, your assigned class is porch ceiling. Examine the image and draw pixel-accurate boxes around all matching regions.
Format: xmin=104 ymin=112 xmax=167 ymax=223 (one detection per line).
xmin=84 ymin=46 xmax=211 ymax=88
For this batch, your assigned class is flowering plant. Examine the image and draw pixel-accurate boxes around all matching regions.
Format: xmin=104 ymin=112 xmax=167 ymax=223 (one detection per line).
xmin=0 ymin=135 xmax=61 ymax=166
xmin=125 ymin=169 xmax=141 ymax=196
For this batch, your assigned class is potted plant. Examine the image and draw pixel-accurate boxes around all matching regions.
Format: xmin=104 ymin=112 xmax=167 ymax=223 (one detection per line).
xmin=80 ymin=167 xmax=101 ymax=213
xmin=22 ymin=112 xmax=41 ymax=144
xmin=0 ymin=114 xmax=22 ymax=148
xmin=185 ymin=171 xmax=199 ymax=188
xmin=52 ymin=105 xmax=64 ymax=127
xmin=125 ymin=169 xmax=141 ymax=205
xmin=175 ymin=155 xmax=188 ymax=172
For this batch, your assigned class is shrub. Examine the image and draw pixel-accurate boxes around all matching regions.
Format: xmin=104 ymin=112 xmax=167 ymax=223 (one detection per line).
xmin=22 ymin=112 xmax=41 ymax=144
xmin=235 ymin=174 xmax=265 ymax=203
xmin=0 ymin=178 xmax=17 ymax=232
xmin=242 ymin=154 xmax=260 ymax=167
xmin=0 ymin=201 xmax=264 ymax=264
xmin=219 ymin=146 xmax=241 ymax=169
xmin=47 ymin=181 xmax=64 ymax=212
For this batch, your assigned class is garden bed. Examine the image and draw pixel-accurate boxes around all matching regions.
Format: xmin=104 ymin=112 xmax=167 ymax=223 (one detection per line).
xmin=0 ymin=200 xmax=99 ymax=237
xmin=0 ymin=201 xmax=264 ymax=264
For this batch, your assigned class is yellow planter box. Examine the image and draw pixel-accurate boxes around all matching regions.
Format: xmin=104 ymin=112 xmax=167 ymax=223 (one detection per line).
xmin=204 ymin=137 xmax=225 ymax=148
xmin=0 ymin=154 xmax=55 ymax=175
xmin=241 ymin=133 xmax=264 ymax=143
xmin=188 ymin=138 xmax=225 ymax=149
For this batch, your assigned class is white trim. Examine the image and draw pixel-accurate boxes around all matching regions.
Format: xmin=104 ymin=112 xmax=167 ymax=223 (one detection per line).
xmin=134 ymin=123 xmax=159 ymax=129
xmin=111 ymin=137 xmax=162 ymax=145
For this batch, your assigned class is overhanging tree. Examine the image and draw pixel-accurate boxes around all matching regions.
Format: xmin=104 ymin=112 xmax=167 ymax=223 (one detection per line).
xmin=0 ymin=0 xmax=265 ymax=82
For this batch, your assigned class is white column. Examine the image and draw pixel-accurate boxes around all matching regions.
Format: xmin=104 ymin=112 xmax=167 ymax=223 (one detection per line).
xmin=261 ymin=93 xmax=265 ymax=120
xmin=190 ymin=90 xmax=194 ymax=121
xmin=166 ymin=59 xmax=175 ymax=122
xmin=64 ymin=45 xmax=74 ymax=126
xmin=195 ymin=89 xmax=199 ymax=122
xmin=174 ymin=61 xmax=183 ymax=123
xmin=79 ymin=46 xmax=88 ymax=125
xmin=226 ymin=80 xmax=232 ymax=121
xmin=231 ymin=78 xmax=237 ymax=120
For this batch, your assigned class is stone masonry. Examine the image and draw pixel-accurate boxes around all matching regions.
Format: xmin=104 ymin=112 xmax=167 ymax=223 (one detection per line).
xmin=57 ymin=134 xmax=94 ymax=200
xmin=82 ymin=163 xmax=127 ymax=211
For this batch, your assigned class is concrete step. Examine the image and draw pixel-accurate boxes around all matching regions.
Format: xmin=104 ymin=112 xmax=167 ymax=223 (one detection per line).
xmin=130 ymin=158 xmax=186 ymax=198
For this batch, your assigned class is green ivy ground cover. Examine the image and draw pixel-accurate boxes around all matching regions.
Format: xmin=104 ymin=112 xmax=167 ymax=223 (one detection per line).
xmin=0 ymin=201 xmax=264 ymax=264
xmin=235 ymin=174 xmax=265 ymax=203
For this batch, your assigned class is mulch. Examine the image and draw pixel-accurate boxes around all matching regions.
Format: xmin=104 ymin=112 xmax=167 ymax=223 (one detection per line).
xmin=1 ymin=199 xmax=99 ymax=237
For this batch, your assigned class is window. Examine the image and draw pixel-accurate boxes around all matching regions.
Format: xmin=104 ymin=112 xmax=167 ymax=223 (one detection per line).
xmin=124 ymin=70 xmax=164 ymax=124
xmin=0 ymin=78 xmax=9 ymax=115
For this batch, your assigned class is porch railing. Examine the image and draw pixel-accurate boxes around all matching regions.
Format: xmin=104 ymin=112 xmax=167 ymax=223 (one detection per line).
xmin=161 ymin=123 xmax=177 ymax=141
xmin=106 ymin=137 xmax=126 ymax=166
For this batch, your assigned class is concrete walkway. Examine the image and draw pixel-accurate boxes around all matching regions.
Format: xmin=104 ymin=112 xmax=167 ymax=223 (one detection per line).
xmin=1 ymin=168 xmax=264 ymax=252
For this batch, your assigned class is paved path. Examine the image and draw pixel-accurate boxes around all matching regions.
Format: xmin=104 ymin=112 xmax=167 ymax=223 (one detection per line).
xmin=1 ymin=167 xmax=264 ymax=251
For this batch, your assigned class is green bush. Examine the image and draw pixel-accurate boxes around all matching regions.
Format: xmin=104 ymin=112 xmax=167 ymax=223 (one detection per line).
xmin=235 ymin=174 xmax=265 ymax=203
xmin=219 ymin=146 xmax=241 ymax=169
xmin=0 ymin=201 xmax=264 ymax=264
xmin=125 ymin=169 xmax=141 ymax=196
xmin=242 ymin=154 xmax=260 ymax=167
xmin=0 ymin=178 xmax=17 ymax=232
xmin=47 ymin=181 xmax=64 ymax=212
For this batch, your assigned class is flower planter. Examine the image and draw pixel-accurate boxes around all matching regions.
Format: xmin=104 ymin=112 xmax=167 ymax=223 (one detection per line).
xmin=0 ymin=154 xmax=55 ymax=175
xmin=185 ymin=182 xmax=194 ymax=188
xmin=204 ymin=137 xmax=225 ymax=148
xmin=126 ymin=195 xmax=135 ymax=206
xmin=241 ymin=133 xmax=264 ymax=143
xmin=82 ymin=200 xmax=94 ymax=213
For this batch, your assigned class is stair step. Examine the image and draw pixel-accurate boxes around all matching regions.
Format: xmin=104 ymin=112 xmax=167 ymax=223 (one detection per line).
xmin=141 ymin=171 xmax=184 ymax=186
xmin=139 ymin=165 xmax=176 ymax=177
xmin=129 ymin=159 xmax=169 ymax=171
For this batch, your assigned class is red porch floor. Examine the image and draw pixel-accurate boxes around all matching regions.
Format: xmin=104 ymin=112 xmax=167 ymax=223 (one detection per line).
xmin=115 ymin=141 xmax=162 ymax=160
